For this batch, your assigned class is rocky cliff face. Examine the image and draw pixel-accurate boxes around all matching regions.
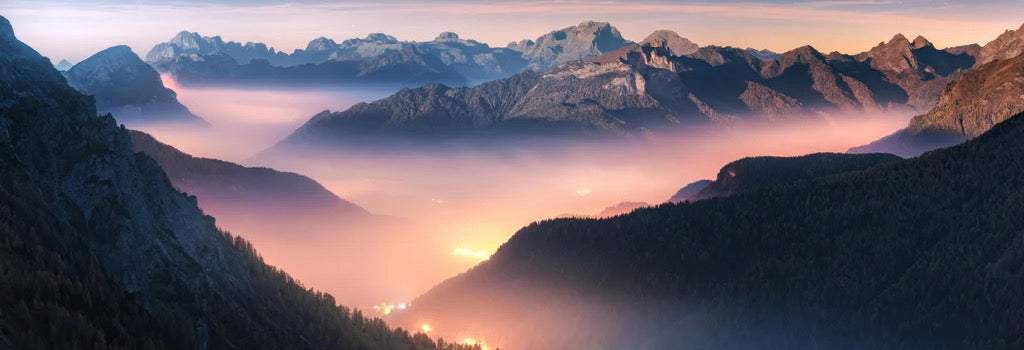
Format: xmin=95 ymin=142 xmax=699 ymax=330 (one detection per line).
xmin=146 ymin=30 xmax=291 ymax=66
xmin=64 ymin=45 xmax=204 ymax=125
xmin=508 ymin=20 xmax=633 ymax=71
xmin=977 ymin=23 xmax=1024 ymax=66
xmin=851 ymin=51 xmax=1024 ymax=156
xmin=851 ymin=34 xmax=975 ymax=110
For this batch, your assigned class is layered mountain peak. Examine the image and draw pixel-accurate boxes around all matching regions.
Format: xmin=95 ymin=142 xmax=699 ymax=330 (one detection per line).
xmin=912 ymin=35 xmax=933 ymax=49
xmin=68 ymin=45 xmax=141 ymax=73
xmin=888 ymin=33 xmax=910 ymax=45
xmin=65 ymin=45 xmax=204 ymax=125
xmin=435 ymin=31 xmax=460 ymax=41
xmin=640 ymin=30 xmax=699 ymax=56
xmin=306 ymin=36 xmax=337 ymax=51
xmin=977 ymin=22 xmax=1024 ymax=66
xmin=170 ymin=30 xmax=208 ymax=49
xmin=511 ymin=20 xmax=631 ymax=71
xmin=53 ymin=58 xmax=73 ymax=71
xmin=364 ymin=33 xmax=398 ymax=43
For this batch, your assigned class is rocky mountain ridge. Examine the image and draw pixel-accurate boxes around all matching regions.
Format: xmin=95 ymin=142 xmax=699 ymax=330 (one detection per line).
xmin=64 ymin=45 xmax=204 ymax=125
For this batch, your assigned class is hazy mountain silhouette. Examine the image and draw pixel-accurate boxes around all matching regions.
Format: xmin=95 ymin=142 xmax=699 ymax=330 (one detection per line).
xmin=64 ymin=45 xmax=205 ymax=126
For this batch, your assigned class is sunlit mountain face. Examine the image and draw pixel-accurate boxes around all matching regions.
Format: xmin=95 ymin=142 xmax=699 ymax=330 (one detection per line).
xmin=6 ymin=1 xmax=1024 ymax=349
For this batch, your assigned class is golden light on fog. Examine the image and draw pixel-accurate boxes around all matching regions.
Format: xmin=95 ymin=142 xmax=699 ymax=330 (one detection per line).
xmin=373 ymin=302 xmax=409 ymax=316
xmin=420 ymin=323 xmax=433 ymax=333
xmin=452 ymin=248 xmax=491 ymax=261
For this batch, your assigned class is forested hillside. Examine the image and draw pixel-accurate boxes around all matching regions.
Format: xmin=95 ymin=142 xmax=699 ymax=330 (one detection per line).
xmin=0 ymin=15 xmax=473 ymax=350
xmin=398 ymin=112 xmax=1024 ymax=349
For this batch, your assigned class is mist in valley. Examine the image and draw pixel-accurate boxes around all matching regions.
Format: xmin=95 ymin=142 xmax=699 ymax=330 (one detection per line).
xmin=132 ymin=80 xmax=912 ymax=346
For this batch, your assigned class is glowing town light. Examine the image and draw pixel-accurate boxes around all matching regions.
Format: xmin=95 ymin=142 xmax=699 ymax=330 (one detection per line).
xmin=451 ymin=248 xmax=491 ymax=261
xmin=373 ymin=303 xmax=395 ymax=315
xmin=420 ymin=324 xmax=433 ymax=333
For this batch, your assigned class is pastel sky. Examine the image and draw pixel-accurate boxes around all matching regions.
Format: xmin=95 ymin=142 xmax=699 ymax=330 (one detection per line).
xmin=3 ymin=0 xmax=1023 ymax=63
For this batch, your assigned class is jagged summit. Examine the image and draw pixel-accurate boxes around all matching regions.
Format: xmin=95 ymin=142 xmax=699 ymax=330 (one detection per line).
xmin=306 ymin=37 xmax=337 ymax=51
xmin=435 ymin=32 xmax=460 ymax=41
xmin=912 ymin=35 xmax=933 ymax=48
xmin=364 ymin=33 xmax=398 ymax=43
xmin=641 ymin=30 xmax=699 ymax=56
xmin=509 ymin=20 xmax=631 ymax=71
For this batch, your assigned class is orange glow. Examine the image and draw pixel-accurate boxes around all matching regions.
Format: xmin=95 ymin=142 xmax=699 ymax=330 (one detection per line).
xmin=451 ymin=248 xmax=491 ymax=261
xmin=420 ymin=323 xmax=432 ymax=333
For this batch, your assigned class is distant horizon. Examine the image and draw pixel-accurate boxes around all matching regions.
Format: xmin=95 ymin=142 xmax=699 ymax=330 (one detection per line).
xmin=4 ymin=0 xmax=1024 ymax=63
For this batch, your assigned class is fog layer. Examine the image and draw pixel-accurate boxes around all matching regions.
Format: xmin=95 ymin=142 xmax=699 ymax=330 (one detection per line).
xmin=134 ymin=81 xmax=910 ymax=320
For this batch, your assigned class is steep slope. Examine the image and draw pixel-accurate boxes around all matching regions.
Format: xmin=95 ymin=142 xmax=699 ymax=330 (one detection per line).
xmin=508 ymin=20 xmax=632 ymax=71
xmin=396 ymin=112 xmax=1024 ymax=349
xmin=64 ymin=45 xmax=204 ymax=125
xmin=129 ymin=130 xmax=367 ymax=218
xmin=0 ymin=16 xmax=458 ymax=350
xmin=669 ymin=153 xmax=900 ymax=203
xmin=851 ymin=52 xmax=1024 ymax=156
xmin=667 ymin=179 xmax=711 ymax=202
xmin=977 ymin=23 xmax=1024 ymax=66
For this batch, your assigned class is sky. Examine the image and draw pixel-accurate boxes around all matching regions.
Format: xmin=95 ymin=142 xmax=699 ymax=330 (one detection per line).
xmin=3 ymin=0 xmax=1024 ymax=63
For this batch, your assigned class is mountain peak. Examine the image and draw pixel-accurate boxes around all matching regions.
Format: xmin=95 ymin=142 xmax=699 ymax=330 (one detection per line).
xmin=889 ymin=33 xmax=910 ymax=44
xmin=306 ymin=37 xmax=337 ymax=51
xmin=364 ymin=33 xmax=398 ymax=43
xmin=912 ymin=35 xmax=933 ymax=49
xmin=641 ymin=30 xmax=699 ymax=56
xmin=435 ymin=32 xmax=460 ymax=41
xmin=99 ymin=45 xmax=135 ymax=56
xmin=54 ymin=58 xmax=73 ymax=71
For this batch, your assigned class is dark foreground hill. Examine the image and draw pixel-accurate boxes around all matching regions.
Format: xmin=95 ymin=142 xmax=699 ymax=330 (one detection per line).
xmin=669 ymin=153 xmax=901 ymax=202
xmin=395 ymin=111 xmax=1024 ymax=349
xmin=0 ymin=15 xmax=470 ymax=350
xmin=129 ymin=130 xmax=367 ymax=219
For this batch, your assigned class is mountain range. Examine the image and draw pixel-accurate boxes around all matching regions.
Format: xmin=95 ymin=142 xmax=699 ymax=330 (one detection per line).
xmin=270 ymin=28 xmax=986 ymax=150
xmin=147 ymin=21 xmax=632 ymax=87
xmin=63 ymin=45 xmax=205 ymax=126
xmin=0 ymin=15 xmax=465 ymax=350
xmin=393 ymin=110 xmax=1024 ymax=349
xmin=850 ymin=24 xmax=1024 ymax=157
